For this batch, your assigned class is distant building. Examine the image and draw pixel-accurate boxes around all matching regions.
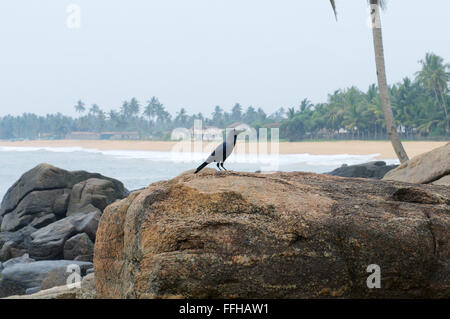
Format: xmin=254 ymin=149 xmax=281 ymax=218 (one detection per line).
xmin=262 ymin=123 xmax=280 ymax=129
xmin=101 ymin=131 xmax=140 ymax=140
xmin=66 ymin=132 xmax=101 ymax=140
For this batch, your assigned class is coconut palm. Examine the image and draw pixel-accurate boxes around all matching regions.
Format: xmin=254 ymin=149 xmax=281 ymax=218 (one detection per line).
xmin=329 ymin=0 xmax=409 ymax=163
xmin=415 ymin=53 xmax=450 ymax=133
xmin=74 ymin=100 xmax=85 ymax=115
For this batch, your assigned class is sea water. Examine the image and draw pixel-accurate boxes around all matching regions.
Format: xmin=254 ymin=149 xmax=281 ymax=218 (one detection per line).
xmin=0 ymin=146 xmax=398 ymax=201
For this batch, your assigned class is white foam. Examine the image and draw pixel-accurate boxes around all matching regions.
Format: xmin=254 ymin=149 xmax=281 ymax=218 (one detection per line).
xmin=0 ymin=145 xmax=398 ymax=167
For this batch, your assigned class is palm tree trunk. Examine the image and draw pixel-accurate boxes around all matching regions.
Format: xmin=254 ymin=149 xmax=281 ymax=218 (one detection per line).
xmin=438 ymin=89 xmax=449 ymax=133
xmin=370 ymin=1 xmax=409 ymax=163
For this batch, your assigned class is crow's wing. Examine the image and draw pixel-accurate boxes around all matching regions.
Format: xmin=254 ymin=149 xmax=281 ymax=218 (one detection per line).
xmin=206 ymin=142 xmax=227 ymax=163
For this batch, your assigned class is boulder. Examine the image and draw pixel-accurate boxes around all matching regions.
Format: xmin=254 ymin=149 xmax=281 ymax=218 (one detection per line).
xmin=63 ymin=233 xmax=94 ymax=261
xmin=2 ymin=254 xmax=35 ymax=269
xmin=433 ymin=175 xmax=450 ymax=186
xmin=327 ymin=161 xmax=398 ymax=179
xmin=0 ymin=164 xmax=127 ymax=242
xmin=0 ymin=189 xmax=70 ymax=232
xmin=94 ymin=169 xmax=450 ymax=298
xmin=28 ymin=211 xmax=100 ymax=260
xmin=0 ymin=226 xmax=36 ymax=261
xmin=0 ymin=260 xmax=92 ymax=297
xmin=0 ymin=164 xmax=127 ymax=218
xmin=383 ymin=142 xmax=450 ymax=184
xmin=67 ymin=178 xmax=127 ymax=216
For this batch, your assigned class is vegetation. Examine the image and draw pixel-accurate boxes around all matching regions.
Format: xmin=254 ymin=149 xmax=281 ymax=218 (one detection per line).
xmin=330 ymin=0 xmax=409 ymax=162
xmin=0 ymin=53 xmax=448 ymax=141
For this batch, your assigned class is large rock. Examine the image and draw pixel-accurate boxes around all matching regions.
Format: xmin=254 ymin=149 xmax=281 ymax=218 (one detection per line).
xmin=383 ymin=142 xmax=450 ymax=184
xmin=327 ymin=161 xmax=398 ymax=179
xmin=28 ymin=211 xmax=100 ymax=260
xmin=0 ymin=260 xmax=92 ymax=297
xmin=433 ymin=175 xmax=450 ymax=187
xmin=1 ymin=189 xmax=70 ymax=232
xmin=2 ymin=254 xmax=35 ymax=269
xmin=0 ymin=163 xmax=128 ymax=235
xmin=94 ymin=169 xmax=450 ymax=299
xmin=63 ymin=233 xmax=94 ymax=261
xmin=67 ymin=178 xmax=127 ymax=216
xmin=0 ymin=226 xmax=36 ymax=261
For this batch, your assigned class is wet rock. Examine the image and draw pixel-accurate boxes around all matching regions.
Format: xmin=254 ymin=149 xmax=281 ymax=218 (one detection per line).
xmin=327 ymin=161 xmax=398 ymax=179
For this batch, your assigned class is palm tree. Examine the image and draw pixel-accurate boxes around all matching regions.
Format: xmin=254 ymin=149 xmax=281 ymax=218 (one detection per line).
xmin=415 ymin=53 xmax=450 ymax=133
xmin=89 ymin=104 xmax=101 ymax=116
xmin=287 ymin=107 xmax=296 ymax=120
xmin=74 ymin=100 xmax=85 ymax=115
xmin=329 ymin=0 xmax=409 ymax=163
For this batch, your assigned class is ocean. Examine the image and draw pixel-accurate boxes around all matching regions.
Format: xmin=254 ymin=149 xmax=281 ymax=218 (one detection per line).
xmin=0 ymin=146 xmax=398 ymax=201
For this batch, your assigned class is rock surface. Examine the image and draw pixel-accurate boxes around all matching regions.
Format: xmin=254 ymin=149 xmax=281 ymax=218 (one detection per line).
xmin=0 ymin=260 xmax=92 ymax=297
xmin=94 ymin=169 xmax=450 ymax=299
xmin=63 ymin=233 xmax=94 ymax=261
xmin=327 ymin=161 xmax=398 ymax=179
xmin=383 ymin=142 xmax=450 ymax=184
xmin=1 ymin=253 xmax=35 ymax=269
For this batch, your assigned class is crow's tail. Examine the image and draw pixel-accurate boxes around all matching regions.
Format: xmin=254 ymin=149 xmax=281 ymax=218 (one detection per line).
xmin=195 ymin=162 xmax=208 ymax=174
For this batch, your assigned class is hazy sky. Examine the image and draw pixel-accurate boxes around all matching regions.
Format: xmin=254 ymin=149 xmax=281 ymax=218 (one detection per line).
xmin=0 ymin=0 xmax=449 ymax=117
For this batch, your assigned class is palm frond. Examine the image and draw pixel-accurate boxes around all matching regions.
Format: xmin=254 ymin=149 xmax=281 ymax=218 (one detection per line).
xmin=329 ymin=0 xmax=337 ymax=20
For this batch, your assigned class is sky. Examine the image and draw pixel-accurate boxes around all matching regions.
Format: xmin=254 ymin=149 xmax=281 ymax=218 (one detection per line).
xmin=0 ymin=0 xmax=449 ymax=117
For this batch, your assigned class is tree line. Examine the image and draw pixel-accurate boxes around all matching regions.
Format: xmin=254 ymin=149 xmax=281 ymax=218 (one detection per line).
xmin=0 ymin=53 xmax=448 ymax=141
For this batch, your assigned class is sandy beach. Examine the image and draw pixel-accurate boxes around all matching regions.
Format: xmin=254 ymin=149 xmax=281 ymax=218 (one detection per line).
xmin=0 ymin=140 xmax=447 ymax=159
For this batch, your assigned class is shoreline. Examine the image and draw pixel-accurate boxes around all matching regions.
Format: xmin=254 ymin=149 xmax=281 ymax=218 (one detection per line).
xmin=0 ymin=140 xmax=447 ymax=159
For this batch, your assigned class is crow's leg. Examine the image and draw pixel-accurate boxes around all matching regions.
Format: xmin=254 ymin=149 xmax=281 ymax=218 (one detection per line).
xmin=216 ymin=162 xmax=222 ymax=170
xmin=220 ymin=163 xmax=227 ymax=170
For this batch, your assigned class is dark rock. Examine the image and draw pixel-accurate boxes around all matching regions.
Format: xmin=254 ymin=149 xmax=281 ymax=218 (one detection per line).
xmin=29 ymin=218 xmax=77 ymax=260
xmin=71 ymin=210 xmax=101 ymax=241
xmin=67 ymin=178 xmax=127 ymax=216
xmin=0 ymin=189 xmax=70 ymax=232
xmin=0 ymin=163 xmax=127 ymax=229
xmin=95 ymin=169 xmax=450 ymax=298
xmin=0 ymin=164 xmax=75 ymax=217
xmin=0 ymin=226 xmax=36 ymax=261
xmin=63 ymin=233 xmax=94 ymax=261
xmin=327 ymin=161 xmax=398 ymax=179
xmin=2 ymin=253 xmax=35 ymax=269
xmin=28 ymin=211 xmax=100 ymax=260
xmin=29 ymin=213 xmax=56 ymax=229
xmin=0 ymin=260 xmax=92 ymax=297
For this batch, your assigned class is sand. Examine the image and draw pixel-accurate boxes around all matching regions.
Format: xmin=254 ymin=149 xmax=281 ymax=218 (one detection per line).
xmin=0 ymin=140 xmax=447 ymax=159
